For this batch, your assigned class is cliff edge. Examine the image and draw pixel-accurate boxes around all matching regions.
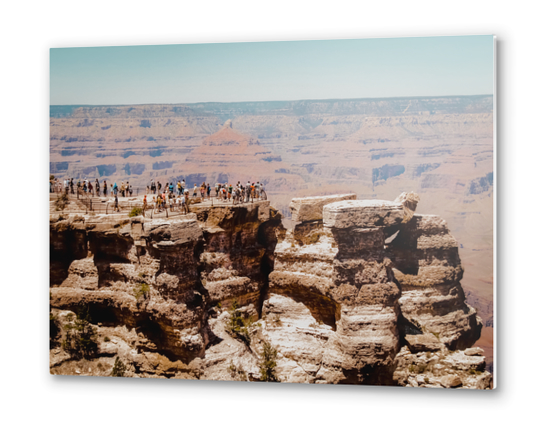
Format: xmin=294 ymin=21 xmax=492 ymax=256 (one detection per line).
xmin=49 ymin=194 xmax=491 ymax=389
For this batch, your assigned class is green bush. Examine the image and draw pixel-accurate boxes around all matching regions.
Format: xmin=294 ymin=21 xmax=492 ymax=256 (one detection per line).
xmin=133 ymin=283 xmax=150 ymax=301
xmin=104 ymin=336 xmax=111 ymax=342
xmin=62 ymin=307 xmax=97 ymax=359
xmin=111 ymin=357 xmax=126 ymax=377
xmin=129 ymin=206 xmax=143 ymax=217
xmin=259 ymin=341 xmax=279 ymax=382
xmin=226 ymin=300 xmax=251 ymax=345
xmin=228 ymin=361 xmax=247 ymax=381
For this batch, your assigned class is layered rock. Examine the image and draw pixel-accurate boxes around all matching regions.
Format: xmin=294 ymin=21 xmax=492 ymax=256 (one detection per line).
xmin=393 ymin=346 xmax=492 ymax=389
xmin=257 ymin=193 xmax=490 ymax=387
xmin=386 ymin=214 xmax=483 ymax=351
xmin=50 ymin=201 xmax=284 ymax=374
xmin=49 ymin=192 xmax=491 ymax=388
xmin=181 ymin=121 xmax=303 ymax=192
xmin=261 ymin=195 xmax=404 ymax=384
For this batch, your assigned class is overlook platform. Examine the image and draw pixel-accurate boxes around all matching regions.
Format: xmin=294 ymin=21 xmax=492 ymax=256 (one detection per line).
xmin=49 ymin=191 xmax=270 ymax=219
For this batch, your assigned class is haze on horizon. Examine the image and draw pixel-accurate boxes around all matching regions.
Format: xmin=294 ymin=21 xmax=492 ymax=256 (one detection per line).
xmin=50 ymin=35 xmax=494 ymax=106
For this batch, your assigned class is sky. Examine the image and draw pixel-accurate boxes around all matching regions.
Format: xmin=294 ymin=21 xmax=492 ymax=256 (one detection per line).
xmin=50 ymin=35 xmax=494 ymax=105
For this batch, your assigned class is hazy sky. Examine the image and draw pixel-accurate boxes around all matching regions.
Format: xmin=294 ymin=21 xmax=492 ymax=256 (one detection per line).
xmin=50 ymin=35 xmax=494 ymax=105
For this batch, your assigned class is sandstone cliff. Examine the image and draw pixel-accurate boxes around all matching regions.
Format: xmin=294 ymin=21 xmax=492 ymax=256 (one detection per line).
xmin=50 ymin=193 xmax=491 ymax=389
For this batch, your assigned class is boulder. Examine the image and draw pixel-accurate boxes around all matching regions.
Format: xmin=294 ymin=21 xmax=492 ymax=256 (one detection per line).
xmin=440 ymin=374 xmax=463 ymax=388
xmin=290 ymin=193 xmax=356 ymax=222
xmin=394 ymin=192 xmax=420 ymax=223
xmin=323 ymin=199 xmax=404 ymax=229
xmin=465 ymin=347 xmax=485 ymax=356
xmin=405 ymin=334 xmax=444 ymax=353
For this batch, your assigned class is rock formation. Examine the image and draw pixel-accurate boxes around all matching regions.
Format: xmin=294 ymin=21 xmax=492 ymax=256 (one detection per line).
xmin=49 ymin=193 xmax=491 ymax=389
xmin=50 ymin=99 xmax=494 ymax=348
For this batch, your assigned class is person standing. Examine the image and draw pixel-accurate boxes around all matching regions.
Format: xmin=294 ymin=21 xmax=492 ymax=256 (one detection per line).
xmin=180 ymin=193 xmax=187 ymax=214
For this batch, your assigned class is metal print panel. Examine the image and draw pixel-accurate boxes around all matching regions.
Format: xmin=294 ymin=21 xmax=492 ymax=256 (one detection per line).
xmin=49 ymin=35 xmax=495 ymax=389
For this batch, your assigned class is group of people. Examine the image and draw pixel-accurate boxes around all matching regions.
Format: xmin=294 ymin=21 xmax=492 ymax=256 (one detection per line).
xmin=147 ymin=179 xmax=266 ymax=204
xmin=50 ymin=175 xmax=268 ymax=216
xmin=143 ymin=190 xmax=190 ymax=215
xmin=50 ymin=177 xmax=134 ymax=198
xmin=142 ymin=179 xmax=266 ymax=216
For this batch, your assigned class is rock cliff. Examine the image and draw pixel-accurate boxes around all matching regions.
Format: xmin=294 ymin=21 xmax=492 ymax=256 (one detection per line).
xmin=50 ymin=193 xmax=491 ymax=388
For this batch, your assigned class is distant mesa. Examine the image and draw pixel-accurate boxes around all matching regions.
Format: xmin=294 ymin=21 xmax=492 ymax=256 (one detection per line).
xmin=181 ymin=121 xmax=299 ymax=190
xmin=187 ymin=122 xmax=274 ymax=162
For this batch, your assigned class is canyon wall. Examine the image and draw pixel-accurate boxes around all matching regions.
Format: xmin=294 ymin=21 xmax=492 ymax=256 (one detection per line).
xmin=50 ymin=193 xmax=491 ymax=388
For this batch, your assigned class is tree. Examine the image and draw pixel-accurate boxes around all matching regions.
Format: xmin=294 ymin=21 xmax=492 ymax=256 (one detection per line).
xmin=111 ymin=357 xmax=126 ymax=377
xmin=62 ymin=307 xmax=97 ymax=359
xmin=259 ymin=341 xmax=279 ymax=382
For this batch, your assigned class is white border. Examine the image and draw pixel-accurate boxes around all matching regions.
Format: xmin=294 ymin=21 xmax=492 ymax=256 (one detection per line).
xmin=2 ymin=1 xmax=539 ymax=422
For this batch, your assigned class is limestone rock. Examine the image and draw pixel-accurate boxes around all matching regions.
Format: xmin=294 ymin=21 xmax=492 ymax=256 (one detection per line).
xmin=387 ymin=214 xmax=482 ymax=350
xmin=440 ymin=374 xmax=462 ymax=388
xmin=394 ymin=192 xmax=420 ymax=223
xmin=405 ymin=334 xmax=444 ymax=353
xmin=290 ymin=193 xmax=356 ymax=222
xmin=50 ymin=193 xmax=490 ymax=387
xmin=465 ymin=347 xmax=484 ymax=356
xmin=323 ymin=199 xmax=404 ymax=229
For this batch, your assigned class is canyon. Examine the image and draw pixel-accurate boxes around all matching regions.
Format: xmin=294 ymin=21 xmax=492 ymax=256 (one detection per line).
xmin=49 ymin=192 xmax=492 ymax=388
xmin=50 ymin=95 xmax=494 ymax=373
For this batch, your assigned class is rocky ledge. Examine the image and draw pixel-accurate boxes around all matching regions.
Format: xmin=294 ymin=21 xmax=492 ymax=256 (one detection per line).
xmin=49 ymin=194 xmax=491 ymax=389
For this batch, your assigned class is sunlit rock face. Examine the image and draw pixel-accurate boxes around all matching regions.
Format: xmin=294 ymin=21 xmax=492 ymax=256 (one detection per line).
xmin=49 ymin=193 xmax=491 ymax=388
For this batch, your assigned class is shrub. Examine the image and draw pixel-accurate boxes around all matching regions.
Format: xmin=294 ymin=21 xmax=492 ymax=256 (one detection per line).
xmin=417 ymin=363 xmax=428 ymax=374
xmin=104 ymin=336 xmax=111 ymax=342
xmin=226 ymin=300 xmax=251 ymax=345
xmin=133 ymin=282 xmax=150 ymax=301
xmin=62 ymin=307 xmax=97 ymax=359
xmin=272 ymin=314 xmax=282 ymax=326
xmin=259 ymin=341 xmax=279 ymax=382
xmin=111 ymin=357 xmax=126 ymax=377
xmin=55 ymin=193 xmax=69 ymax=211
xmin=129 ymin=206 xmax=143 ymax=217
xmin=228 ymin=361 xmax=247 ymax=381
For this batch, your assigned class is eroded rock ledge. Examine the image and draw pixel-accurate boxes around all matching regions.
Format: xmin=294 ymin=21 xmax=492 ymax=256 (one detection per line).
xmin=49 ymin=194 xmax=491 ymax=389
